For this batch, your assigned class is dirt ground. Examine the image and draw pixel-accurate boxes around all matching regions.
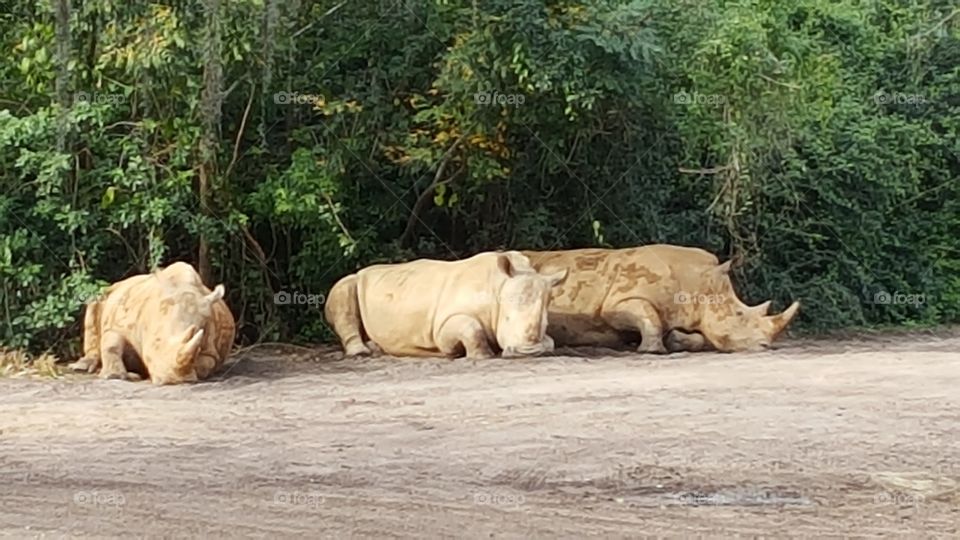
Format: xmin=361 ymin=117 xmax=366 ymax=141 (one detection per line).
xmin=1 ymin=332 xmax=959 ymax=538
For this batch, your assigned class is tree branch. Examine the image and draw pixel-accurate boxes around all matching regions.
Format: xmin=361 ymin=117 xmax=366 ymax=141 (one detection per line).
xmin=678 ymin=164 xmax=733 ymax=175
xmin=399 ymin=130 xmax=471 ymax=247
xmin=758 ymin=73 xmax=802 ymax=90
xmin=321 ymin=191 xmax=355 ymax=244
xmin=912 ymin=8 xmax=959 ymax=40
xmin=224 ymin=82 xmax=256 ymax=181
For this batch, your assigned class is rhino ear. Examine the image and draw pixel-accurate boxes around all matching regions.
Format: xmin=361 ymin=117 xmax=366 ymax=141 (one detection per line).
xmin=204 ymin=284 xmax=225 ymax=305
xmin=543 ymin=268 xmax=568 ymax=287
xmin=700 ymin=260 xmax=732 ymax=281
xmin=496 ymin=254 xmax=515 ymax=278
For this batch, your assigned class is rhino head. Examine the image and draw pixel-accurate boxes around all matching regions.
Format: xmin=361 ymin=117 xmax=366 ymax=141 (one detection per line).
xmin=145 ymin=284 xmax=226 ymax=385
xmin=493 ymin=253 xmax=568 ymax=358
xmin=694 ymin=261 xmax=800 ymax=352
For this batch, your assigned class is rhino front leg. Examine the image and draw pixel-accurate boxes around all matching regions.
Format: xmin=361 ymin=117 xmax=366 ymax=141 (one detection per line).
xmin=68 ymin=355 xmax=99 ymax=373
xmin=436 ymin=314 xmax=494 ymax=360
xmin=601 ymin=298 xmax=668 ymax=354
xmin=324 ymin=274 xmax=373 ymax=357
xmin=665 ymin=330 xmax=711 ymax=353
xmin=98 ymin=330 xmax=141 ymax=381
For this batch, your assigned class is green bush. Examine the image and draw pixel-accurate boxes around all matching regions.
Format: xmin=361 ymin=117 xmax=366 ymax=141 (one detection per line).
xmin=1 ymin=0 xmax=957 ymax=354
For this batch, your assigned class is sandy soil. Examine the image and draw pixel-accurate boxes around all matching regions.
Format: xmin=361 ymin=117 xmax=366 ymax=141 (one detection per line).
xmin=1 ymin=333 xmax=959 ymax=538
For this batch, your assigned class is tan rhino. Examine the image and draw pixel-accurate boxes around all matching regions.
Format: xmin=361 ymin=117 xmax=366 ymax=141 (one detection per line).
xmin=521 ymin=245 xmax=799 ymax=353
xmin=69 ymin=262 xmax=236 ymax=384
xmin=324 ymin=251 xmax=568 ymax=359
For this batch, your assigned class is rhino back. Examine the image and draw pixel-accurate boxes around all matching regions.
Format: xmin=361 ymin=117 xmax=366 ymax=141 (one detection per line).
xmin=524 ymin=248 xmax=681 ymax=308
xmin=98 ymin=275 xmax=156 ymax=352
xmin=356 ymin=254 xmax=500 ymax=356
xmin=522 ymin=249 xmax=610 ymax=311
xmin=634 ymin=244 xmax=719 ymax=270
xmin=155 ymin=262 xmax=206 ymax=288
xmin=524 ymin=246 xmax=723 ymax=332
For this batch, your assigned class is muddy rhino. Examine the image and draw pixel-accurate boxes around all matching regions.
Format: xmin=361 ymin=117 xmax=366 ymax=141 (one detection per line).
xmin=324 ymin=251 xmax=568 ymax=358
xmin=69 ymin=262 xmax=236 ymax=384
xmin=522 ymin=245 xmax=799 ymax=353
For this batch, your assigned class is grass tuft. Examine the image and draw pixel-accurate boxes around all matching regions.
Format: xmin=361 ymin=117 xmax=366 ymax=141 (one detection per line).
xmin=0 ymin=349 xmax=63 ymax=379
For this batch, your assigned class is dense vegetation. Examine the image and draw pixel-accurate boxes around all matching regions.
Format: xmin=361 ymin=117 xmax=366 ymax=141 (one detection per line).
xmin=1 ymin=0 xmax=958 ymax=355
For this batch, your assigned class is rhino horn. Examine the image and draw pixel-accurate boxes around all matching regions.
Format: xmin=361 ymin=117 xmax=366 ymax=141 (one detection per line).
xmin=767 ymin=301 xmax=800 ymax=336
xmin=175 ymin=325 xmax=205 ymax=369
xmin=750 ymin=300 xmax=773 ymax=315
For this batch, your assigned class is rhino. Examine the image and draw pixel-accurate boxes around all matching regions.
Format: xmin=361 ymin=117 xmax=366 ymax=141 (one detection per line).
xmin=324 ymin=251 xmax=568 ymax=359
xmin=521 ymin=245 xmax=799 ymax=353
xmin=69 ymin=262 xmax=236 ymax=384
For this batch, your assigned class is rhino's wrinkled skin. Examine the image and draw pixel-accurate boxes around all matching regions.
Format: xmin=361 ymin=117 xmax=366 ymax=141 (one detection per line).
xmin=324 ymin=251 xmax=568 ymax=359
xmin=69 ymin=262 xmax=236 ymax=384
xmin=522 ymin=245 xmax=800 ymax=353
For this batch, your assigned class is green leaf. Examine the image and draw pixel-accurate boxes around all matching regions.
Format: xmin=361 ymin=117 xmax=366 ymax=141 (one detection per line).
xmin=101 ymin=186 xmax=116 ymax=208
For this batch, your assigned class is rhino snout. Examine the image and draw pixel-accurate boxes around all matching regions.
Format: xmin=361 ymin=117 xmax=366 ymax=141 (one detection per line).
xmin=501 ymin=336 xmax=555 ymax=358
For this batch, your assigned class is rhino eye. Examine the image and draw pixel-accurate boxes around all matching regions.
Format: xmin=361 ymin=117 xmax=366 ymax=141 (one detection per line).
xmin=735 ymin=310 xmax=743 ymax=316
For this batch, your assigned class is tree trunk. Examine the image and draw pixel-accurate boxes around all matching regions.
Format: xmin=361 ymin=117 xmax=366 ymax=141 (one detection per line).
xmin=259 ymin=0 xmax=278 ymax=148
xmin=54 ymin=0 xmax=70 ymax=152
xmin=199 ymin=0 xmax=223 ymax=286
